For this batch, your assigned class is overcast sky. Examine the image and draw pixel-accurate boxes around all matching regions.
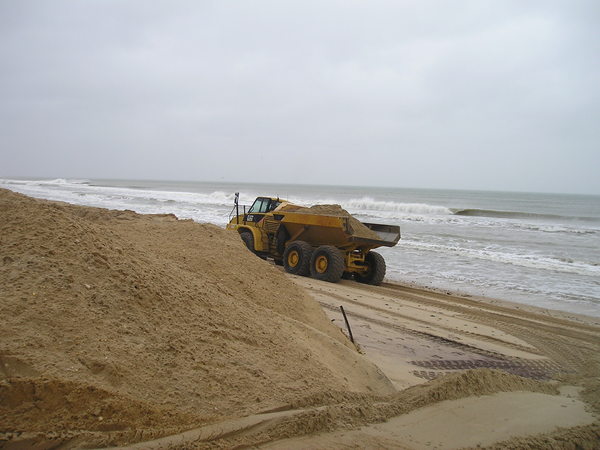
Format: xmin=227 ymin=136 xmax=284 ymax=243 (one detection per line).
xmin=1 ymin=1 xmax=599 ymax=194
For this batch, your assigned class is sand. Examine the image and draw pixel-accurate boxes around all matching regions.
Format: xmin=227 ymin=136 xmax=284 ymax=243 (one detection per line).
xmin=281 ymin=203 xmax=382 ymax=241
xmin=1 ymin=188 xmax=600 ymax=449
xmin=0 ymin=189 xmax=391 ymax=447
xmin=263 ymin=390 xmax=595 ymax=449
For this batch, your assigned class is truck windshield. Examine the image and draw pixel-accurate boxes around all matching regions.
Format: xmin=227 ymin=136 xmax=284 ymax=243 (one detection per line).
xmin=248 ymin=198 xmax=270 ymax=214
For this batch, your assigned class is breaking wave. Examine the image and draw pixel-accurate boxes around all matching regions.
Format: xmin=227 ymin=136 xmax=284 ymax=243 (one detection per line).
xmin=453 ymin=208 xmax=600 ymax=223
xmin=344 ymin=197 xmax=453 ymax=216
xmin=0 ymin=178 xmax=90 ymax=186
xmin=400 ymin=240 xmax=600 ymax=277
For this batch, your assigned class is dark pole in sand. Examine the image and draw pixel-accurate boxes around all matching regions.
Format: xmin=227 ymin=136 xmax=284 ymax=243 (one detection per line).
xmin=339 ymin=305 xmax=355 ymax=344
xmin=234 ymin=192 xmax=239 ymax=224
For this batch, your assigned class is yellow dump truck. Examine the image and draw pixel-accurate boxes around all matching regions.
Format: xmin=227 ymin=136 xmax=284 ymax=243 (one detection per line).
xmin=226 ymin=194 xmax=400 ymax=285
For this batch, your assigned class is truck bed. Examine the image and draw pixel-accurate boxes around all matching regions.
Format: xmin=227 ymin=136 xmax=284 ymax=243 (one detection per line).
xmin=273 ymin=211 xmax=400 ymax=249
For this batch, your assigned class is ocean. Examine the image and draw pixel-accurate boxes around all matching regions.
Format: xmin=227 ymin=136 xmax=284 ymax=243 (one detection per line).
xmin=2 ymin=177 xmax=600 ymax=317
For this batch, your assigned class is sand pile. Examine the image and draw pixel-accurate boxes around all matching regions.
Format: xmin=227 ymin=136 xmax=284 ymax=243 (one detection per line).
xmin=0 ymin=377 xmax=189 ymax=434
xmin=0 ymin=189 xmax=393 ymax=445
xmin=281 ymin=204 xmax=381 ymax=241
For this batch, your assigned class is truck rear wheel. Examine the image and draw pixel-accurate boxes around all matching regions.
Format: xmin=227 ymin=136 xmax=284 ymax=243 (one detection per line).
xmin=283 ymin=241 xmax=313 ymax=276
xmin=355 ymin=251 xmax=386 ymax=285
xmin=310 ymin=245 xmax=344 ymax=283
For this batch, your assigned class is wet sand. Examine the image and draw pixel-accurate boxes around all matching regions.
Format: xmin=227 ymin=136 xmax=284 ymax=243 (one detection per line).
xmin=276 ymin=275 xmax=600 ymax=448
xmin=293 ymin=276 xmax=600 ymax=389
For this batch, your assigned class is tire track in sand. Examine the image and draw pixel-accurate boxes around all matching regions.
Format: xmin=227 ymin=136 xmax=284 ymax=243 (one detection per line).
xmin=291 ymin=277 xmax=596 ymax=382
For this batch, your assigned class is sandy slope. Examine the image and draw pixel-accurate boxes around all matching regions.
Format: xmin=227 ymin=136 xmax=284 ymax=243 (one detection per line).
xmin=1 ymin=188 xmax=600 ymax=449
xmin=0 ymin=189 xmax=391 ymax=448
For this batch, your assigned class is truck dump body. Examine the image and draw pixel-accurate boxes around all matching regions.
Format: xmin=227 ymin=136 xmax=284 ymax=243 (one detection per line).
xmin=351 ymin=223 xmax=401 ymax=246
xmin=274 ymin=211 xmax=400 ymax=250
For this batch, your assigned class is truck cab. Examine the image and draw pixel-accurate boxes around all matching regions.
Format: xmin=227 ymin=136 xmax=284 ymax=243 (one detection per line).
xmin=226 ymin=196 xmax=287 ymax=255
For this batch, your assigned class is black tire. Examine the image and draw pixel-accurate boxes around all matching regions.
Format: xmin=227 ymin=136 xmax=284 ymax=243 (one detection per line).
xmin=283 ymin=241 xmax=313 ymax=276
xmin=355 ymin=251 xmax=386 ymax=285
xmin=309 ymin=245 xmax=345 ymax=283
xmin=240 ymin=231 xmax=266 ymax=259
xmin=240 ymin=231 xmax=255 ymax=252
xmin=276 ymin=227 xmax=289 ymax=255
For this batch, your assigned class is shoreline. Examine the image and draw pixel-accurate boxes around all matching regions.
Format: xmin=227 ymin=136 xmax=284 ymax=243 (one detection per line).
xmin=380 ymin=278 xmax=600 ymax=327
xmin=2 ymin=180 xmax=599 ymax=319
xmin=2 ymin=183 xmax=598 ymax=325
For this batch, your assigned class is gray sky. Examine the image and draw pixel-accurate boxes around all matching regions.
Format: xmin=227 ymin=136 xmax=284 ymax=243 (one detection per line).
xmin=1 ymin=1 xmax=599 ymax=194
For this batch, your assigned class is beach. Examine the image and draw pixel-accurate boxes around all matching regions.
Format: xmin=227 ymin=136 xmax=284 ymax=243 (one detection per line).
xmin=2 ymin=178 xmax=599 ymax=318
xmin=3 ymin=0 xmax=599 ymax=446
xmin=1 ymin=188 xmax=599 ymax=448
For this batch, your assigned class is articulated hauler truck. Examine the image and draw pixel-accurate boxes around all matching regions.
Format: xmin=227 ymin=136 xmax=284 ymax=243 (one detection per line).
xmin=226 ymin=194 xmax=400 ymax=285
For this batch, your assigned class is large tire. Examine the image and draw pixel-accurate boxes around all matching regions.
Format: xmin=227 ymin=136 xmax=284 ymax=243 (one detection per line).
xmin=240 ymin=231 xmax=255 ymax=252
xmin=355 ymin=251 xmax=386 ymax=285
xmin=276 ymin=227 xmax=289 ymax=255
xmin=309 ymin=245 xmax=345 ymax=283
xmin=240 ymin=231 xmax=266 ymax=259
xmin=283 ymin=241 xmax=313 ymax=276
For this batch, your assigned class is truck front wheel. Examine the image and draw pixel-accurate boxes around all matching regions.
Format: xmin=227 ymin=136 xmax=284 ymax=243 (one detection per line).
xmin=240 ymin=231 xmax=266 ymax=259
xmin=355 ymin=251 xmax=386 ymax=285
xmin=240 ymin=231 xmax=255 ymax=251
xmin=310 ymin=245 xmax=345 ymax=283
xmin=283 ymin=241 xmax=313 ymax=276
